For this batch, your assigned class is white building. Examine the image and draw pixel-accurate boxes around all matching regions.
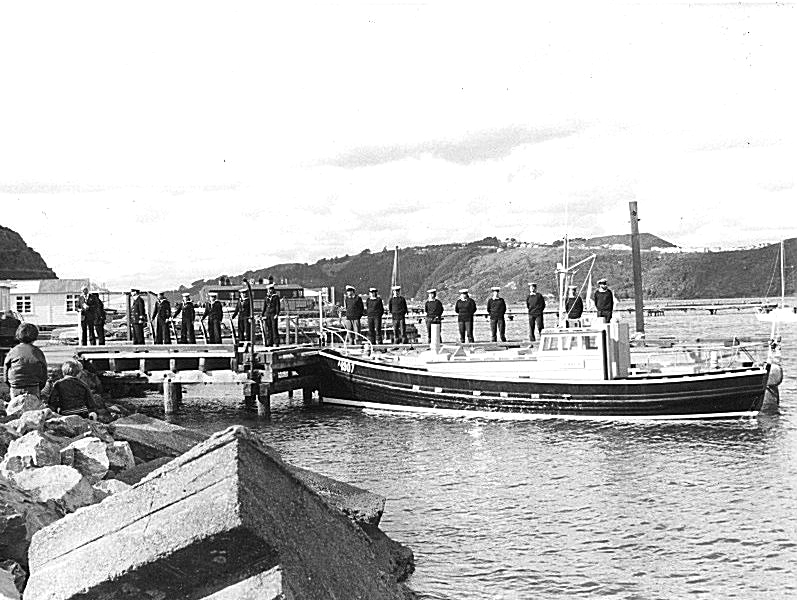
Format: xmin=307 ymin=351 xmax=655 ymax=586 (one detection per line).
xmin=0 ymin=279 xmax=97 ymax=327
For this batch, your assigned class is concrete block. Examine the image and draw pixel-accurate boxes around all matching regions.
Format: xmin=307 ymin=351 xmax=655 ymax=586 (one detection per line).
xmin=199 ymin=566 xmax=283 ymax=600
xmin=26 ymin=426 xmax=414 ymax=600
xmin=109 ymin=414 xmax=207 ymax=460
xmin=111 ymin=457 xmax=172 ymax=486
xmin=11 ymin=466 xmax=96 ymax=514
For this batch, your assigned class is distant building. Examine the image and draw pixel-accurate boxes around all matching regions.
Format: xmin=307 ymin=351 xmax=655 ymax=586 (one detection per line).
xmin=0 ymin=278 xmax=104 ymax=327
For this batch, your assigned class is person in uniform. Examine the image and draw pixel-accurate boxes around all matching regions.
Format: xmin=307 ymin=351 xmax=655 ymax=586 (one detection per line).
xmin=486 ymin=286 xmax=507 ymax=342
xmin=77 ymin=286 xmax=96 ymax=346
xmin=232 ymin=288 xmax=252 ymax=341
xmin=343 ymin=285 xmax=364 ymax=344
xmin=204 ymin=291 xmax=223 ymax=343
xmin=91 ymin=293 xmax=106 ymax=345
xmin=592 ymin=278 xmax=615 ymax=322
xmin=152 ymin=292 xmax=172 ymax=345
xmin=526 ymin=282 xmax=546 ymax=342
xmin=131 ymin=289 xmax=146 ymax=345
xmin=261 ymin=283 xmax=281 ymax=347
xmin=455 ymin=289 xmax=477 ymax=343
xmin=173 ymin=293 xmax=196 ymax=344
xmin=388 ymin=285 xmax=408 ymax=344
xmin=365 ymin=287 xmax=384 ymax=345
xmin=565 ymin=285 xmax=584 ymax=327
xmin=424 ymin=288 xmax=443 ymax=344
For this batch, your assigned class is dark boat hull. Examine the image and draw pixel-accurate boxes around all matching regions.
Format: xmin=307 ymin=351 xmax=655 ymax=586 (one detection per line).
xmin=317 ymin=349 xmax=768 ymax=420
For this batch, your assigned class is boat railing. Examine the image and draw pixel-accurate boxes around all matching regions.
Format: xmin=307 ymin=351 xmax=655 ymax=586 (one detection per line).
xmin=631 ymin=340 xmax=769 ymax=372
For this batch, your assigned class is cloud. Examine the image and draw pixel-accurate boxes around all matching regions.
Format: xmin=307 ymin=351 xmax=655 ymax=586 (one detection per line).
xmin=323 ymin=123 xmax=584 ymax=168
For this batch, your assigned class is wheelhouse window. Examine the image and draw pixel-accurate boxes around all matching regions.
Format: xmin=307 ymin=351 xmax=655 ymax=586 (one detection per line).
xmin=583 ymin=335 xmax=599 ymax=350
xmin=15 ymin=295 xmax=32 ymax=314
xmin=65 ymin=294 xmax=79 ymax=313
xmin=542 ymin=336 xmax=559 ymax=351
xmin=561 ymin=335 xmax=580 ymax=351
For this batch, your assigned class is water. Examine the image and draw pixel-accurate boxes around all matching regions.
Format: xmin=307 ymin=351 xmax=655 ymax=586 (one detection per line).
xmin=146 ymin=310 xmax=796 ymax=599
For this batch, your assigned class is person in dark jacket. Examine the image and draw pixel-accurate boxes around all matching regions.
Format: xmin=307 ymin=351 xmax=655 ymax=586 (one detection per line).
xmin=3 ymin=323 xmax=47 ymax=400
xmin=232 ymin=289 xmax=252 ymax=342
xmin=388 ymin=285 xmax=408 ymax=344
xmin=131 ymin=289 xmax=147 ymax=344
xmin=592 ymin=278 xmax=615 ymax=322
xmin=173 ymin=293 xmax=197 ymax=344
xmin=0 ymin=310 xmax=21 ymax=348
xmin=343 ymin=285 xmax=364 ymax=344
xmin=77 ymin=285 xmax=96 ymax=346
xmin=565 ymin=285 xmax=584 ymax=327
xmin=203 ymin=292 xmax=223 ymax=343
xmin=91 ymin=293 xmax=106 ymax=345
xmin=261 ymin=284 xmax=281 ymax=347
xmin=365 ymin=287 xmax=384 ymax=345
xmin=526 ymin=282 xmax=546 ymax=342
xmin=454 ymin=289 xmax=477 ymax=343
xmin=424 ymin=288 xmax=444 ymax=344
xmin=152 ymin=292 xmax=172 ymax=345
xmin=486 ymin=286 xmax=507 ymax=342
xmin=47 ymin=360 xmax=100 ymax=418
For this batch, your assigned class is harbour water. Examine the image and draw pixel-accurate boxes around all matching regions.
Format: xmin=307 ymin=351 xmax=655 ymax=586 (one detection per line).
xmin=148 ymin=309 xmax=795 ymax=599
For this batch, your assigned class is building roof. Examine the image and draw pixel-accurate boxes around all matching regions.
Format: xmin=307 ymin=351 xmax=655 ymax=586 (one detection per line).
xmin=1 ymin=278 xmax=91 ymax=294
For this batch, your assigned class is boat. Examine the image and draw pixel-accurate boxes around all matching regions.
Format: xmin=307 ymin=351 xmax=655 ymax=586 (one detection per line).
xmin=756 ymin=240 xmax=797 ymax=324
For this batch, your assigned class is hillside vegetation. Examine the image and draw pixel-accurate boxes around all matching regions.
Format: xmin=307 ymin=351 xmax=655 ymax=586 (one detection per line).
xmin=0 ymin=225 xmax=57 ymax=279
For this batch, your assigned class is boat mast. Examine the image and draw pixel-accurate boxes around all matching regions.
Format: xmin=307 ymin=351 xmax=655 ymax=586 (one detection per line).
xmin=391 ymin=246 xmax=400 ymax=289
xmin=629 ymin=201 xmax=645 ymax=339
xmin=780 ymin=240 xmax=786 ymax=309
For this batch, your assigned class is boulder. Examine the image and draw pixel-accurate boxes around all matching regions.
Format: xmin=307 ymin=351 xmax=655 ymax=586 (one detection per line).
xmin=112 ymin=456 xmax=173 ymax=486
xmin=110 ymin=414 xmax=207 ymax=460
xmin=0 ymin=475 xmax=64 ymax=568
xmin=0 ymin=427 xmax=17 ymax=458
xmin=4 ymin=409 xmax=54 ymax=437
xmin=0 ymin=560 xmax=26 ymax=599
xmin=0 ymin=431 xmax=66 ymax=475
xmin=43 ymin=415 xmax=91 ymax=439
xmin=26 ymin=426 xmax=415 ymax=600
xmin=11 ymin=466 xmax=96 ymax=513
xmin=0 ymin=568 xmax=20 ymax=600
xmin=4 ymin=393 xmax=44 ymax=419
xmin=60 ymin=437 xmax=109 ymax=483
xmin=105 ymin=441 xmax=135 ymax=474
xmin=92 ymin=479 xmax=131 ymax=501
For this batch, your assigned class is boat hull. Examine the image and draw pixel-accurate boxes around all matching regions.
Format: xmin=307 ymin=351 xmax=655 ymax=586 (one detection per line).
xmin=317 ymin=349 xmax=768 ymax=420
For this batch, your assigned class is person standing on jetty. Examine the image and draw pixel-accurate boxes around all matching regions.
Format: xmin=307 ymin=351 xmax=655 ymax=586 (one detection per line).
xmin=565 ymin=285 xmax=584 ymax=327
xmin=173 ymin=293 xmax=196 ymax=344
xmin=77 ymin=285 xmax=96 ymax=346
xmin=424 ymin=288 xmax=443 ymax=344
xmin=3 ymin=323 xmax=47 ymax=400
xmin=592 ymin=278 xmax=615 ymax=323
xmin=526 ymin=282 xmax=546 ymax=342
xmin=91 ymin=292 xmax=106 ymax=345
xmin=152 ymin=292 xmax=172 ymax=345
xmin=343 ymin=285 xmax=364 ymax=344
xmin=232 ymin=288 xmax=252 ymax=342
xmin=261 ymin=283 xmax=281 ymax=347
xmin=388 ymin=285 xmax=408 ymax=344
xmin=204 ymin=291 xmax=223 ymax=343
xmin=455 ymin=288 xmax=477 ymax=343
xmin=487 ymin=286 xmax=507 ymax=342
xmin=131 ymin=289 xmax=147 ymax=344
xmin=366 ymin=287 xmax=384 ymax=345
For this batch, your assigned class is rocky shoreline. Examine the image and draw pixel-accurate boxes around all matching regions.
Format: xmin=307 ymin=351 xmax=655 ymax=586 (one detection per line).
xmin=1 ymin=408 xmax=416 ymax=599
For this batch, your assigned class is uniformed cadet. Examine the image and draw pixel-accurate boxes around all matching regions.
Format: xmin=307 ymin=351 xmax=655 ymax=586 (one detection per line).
xmin=388 ymin=285 xmax=408 ymax=344
xmin=343 ymin=285 xmax=364 ymax=344
xmin=77 ymin=286 xmax=96 ymax=346
xmin=565 ymin=285 xmax=584 ymax=327
xmin=130 ymin=289 xmax=146 ymax=345
xmin=454 ymin=289 xmax=477 ymax=343
xmin=526 ymin=282 xmax=546 ymax=342
xmin=152 ymin=292 xmax=172 ymax=345
xmin=486 ymin=286 xmax=507 ymax=342
xmin=365 ymin=287 xmax=384 ymax=345
xmin=203 ymin=292 xmax=223 ymax=343
xmin=91 ymin=293 xmax=106 ymax=346
xmin=424 ymin=288 xmax=444 ymax=344
xmin=173 ymin=293 xmax=196 ymax=344
xmin=232 ymin=289 xmax=252 ymax=341
xmin=261 ymin=283 xmax=281 ymax=347
xmin=592 ymin=278 xmax=615 ymax=323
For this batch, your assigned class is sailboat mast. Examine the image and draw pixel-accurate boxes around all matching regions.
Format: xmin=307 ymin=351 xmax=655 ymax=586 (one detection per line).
xmin=629 ymin=201 xmax=645 ymax=337
xmin=391 ymin=246 xmax=400 ymax=289
xmin=780 ymin=240 xmax=786 ymax=308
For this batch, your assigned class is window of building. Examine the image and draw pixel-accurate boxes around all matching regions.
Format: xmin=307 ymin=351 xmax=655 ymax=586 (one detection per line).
xmin=66 ymin=294 xmax=79 ymax=313
xmin=15 ymin=295 xmax=32 ymax=314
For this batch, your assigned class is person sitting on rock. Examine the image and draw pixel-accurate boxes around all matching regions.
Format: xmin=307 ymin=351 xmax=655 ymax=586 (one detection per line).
xmin=47 ymin=360 xmax=101 ymax=419
xmin=3 ymin=322 xmax=48 ymax=401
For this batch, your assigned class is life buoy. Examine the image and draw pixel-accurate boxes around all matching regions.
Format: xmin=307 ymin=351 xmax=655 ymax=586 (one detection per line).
xmin=767 ymin=363 xmax=784 ymax=387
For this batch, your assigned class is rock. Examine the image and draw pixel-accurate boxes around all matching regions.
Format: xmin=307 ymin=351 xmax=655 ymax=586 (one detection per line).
xmin=112 ymin=456 xmax=173 ymax=486
xmin=105 ymin=441 xmax=135 ymax=473
xmin=92 ymin=479 xmax=131 ymax=501
xmin=43 ymin=415 xmax=91 ymax=439
xmin=4 ymin=409 xmax=54 ymax=436
xmin=0 ymin=431 xmax=66 ymax=475
xmin=4 ymin=393 xmax=44 ymax=419
xmin=0 ymin=560 xmax=26 ymax=598
xmin=26 ymin=425 xmax=415 ymax=600
xmin=109 ymin=414 xmax=207 ymax=460
xmin=0 ymin=568 xmax=20 ymax=600
xmin=0 ymin=475 xmax=64 ymax=568
xmin=200 ymin=566 xmax=283 ymax=600
xmin=11 ymin=466 xmax=96 ymax=513
xmin=60 ymin=437 xmax=109 ymax=483
xmin=0 ymin=427 xmax=17 ymax=458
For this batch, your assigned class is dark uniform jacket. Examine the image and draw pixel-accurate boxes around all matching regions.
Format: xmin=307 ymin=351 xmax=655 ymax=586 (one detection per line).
xmin=232 ymin=298 xmax=252 ymax=320
xmin=565 ymin=296 xmax=584 ymax=319
xmin=344 ymin=296 xmax=364 ymax=320
xmin=48 ymin=376 xmax=98 ymax=417
xmin=204 ymin=300 xmax=223 ymax=321
xmin=92 ymin=296 xmax=106 ymax=326
xmin=592 ymin=290 xmax=614 ymax=313
xmin=262 ymin=293 xmax=281 ymax=316
xmin=366 ymin=297 xmax=384 ymax=318
xmin=388 ymin=296 xmax=408 ymax=317
xmin=173 ymin=301 xmax=195 ymax=322
xmin=486 ymin=297 xmax=507 ymax=319
xmin=77 ymin=293 xmax=94 ymax=323
xmin=425 ymin=299 xmax=444 ymax=322
xmin=132 ymin=296 xmax=147 ymax=324
xmin=454 ymin=298 xmax=477 ymax=322
xmin=526 ymin=292 xmax=546 ymax=316
xmin=152 ymin=299 xmax=172 ymax=323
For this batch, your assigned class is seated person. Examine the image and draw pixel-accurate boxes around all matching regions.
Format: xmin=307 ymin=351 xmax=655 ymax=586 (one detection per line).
xmin=47 ymin=360 xmax=101 ymax=419
xmin=4 ymin=322 xmax=47 ymax=399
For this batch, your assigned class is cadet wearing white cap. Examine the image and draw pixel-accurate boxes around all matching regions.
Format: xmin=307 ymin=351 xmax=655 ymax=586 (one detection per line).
xmin=424 ymin=288 xmax=444 ymax=344
xmin=130 ymin=289 xmax=146 ymax=345
xmin=343 ymin=285 xmax=365 ymax=344
xmin=526 ymin=282 xmax=546 ymax=342
xmin=592 ymin=278 xmax=614 ymax=322
xmin=260 ymin=283 xmax=281 ymax=347
xmin=454 ymin=289 xmax=477 ymax=343
xmin=231 ymin=288 xmax=252 ymax=342
xmin=152 ymin=292 xmax=172 ymax=345
xmin=487 ymin=286 xmax=507 ymax=342
xmin=365 ymin=287 xmax=384 ymax=345
xmin=173 ymin=293 xmax=196 ymax=344
xmin=388 ymin=285 xmax=408 ymax=344
xmin=203 ymin=291 xmax=223 ymax=343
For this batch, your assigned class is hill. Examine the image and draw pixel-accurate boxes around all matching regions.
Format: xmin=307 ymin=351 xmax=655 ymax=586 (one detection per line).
xmin=170 ymin=236 xmax=795 ymax=304
xmin=584 ymin=233 xmax=676 ymax=249
xmin=0 ymin=225 xmax=58 ymax=279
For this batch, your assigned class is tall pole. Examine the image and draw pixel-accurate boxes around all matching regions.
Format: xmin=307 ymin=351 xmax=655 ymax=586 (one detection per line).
xmin=629 ymin=201 xmax=645 ymax=337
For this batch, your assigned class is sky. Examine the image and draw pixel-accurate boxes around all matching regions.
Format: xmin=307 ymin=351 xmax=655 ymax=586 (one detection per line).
xmin=1 ymin=1 xmax=795 ymax=291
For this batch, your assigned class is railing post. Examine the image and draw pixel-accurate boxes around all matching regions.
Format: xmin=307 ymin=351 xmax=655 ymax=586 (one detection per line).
xmin=163 ymin=377 xmax=182 ymax=415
